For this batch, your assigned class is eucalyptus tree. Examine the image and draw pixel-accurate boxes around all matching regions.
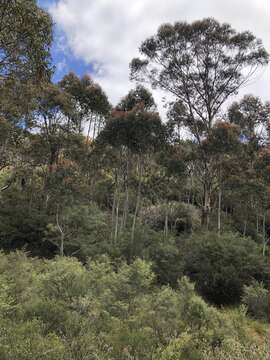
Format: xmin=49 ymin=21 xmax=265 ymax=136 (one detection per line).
xmin=228 ymin=95 xmax=270 ymax=143
xmin=116 ymin=85 xmax=156 ymax=112
xmin=113 ymin=86 xmax=158 ymax=233
xmin=131 ymin=17 xmax=269 ymax=226
xmin=254 ymin=148 xmax=270 ymax=255
xmin=227 ymin=95 xmax=270 ymax=238
xmin=59 ymin=73 xmax=111 ymax=138
xmin=201 ymin=122 xmax=241 ymax=232
xmin=98 ymin=100 xmax=166 ymax=246
xmin=0 ymin=117 xmax=17 ymax=192
xmin=166 ymin=101 xmax=188 ymax=142
xmin=0 ymin=0 xmax=52 ymax=83
xmin=0 ymin=0 xmax=53 ymax=192
xmin=34 ymin=83 xmax=73 ymax=171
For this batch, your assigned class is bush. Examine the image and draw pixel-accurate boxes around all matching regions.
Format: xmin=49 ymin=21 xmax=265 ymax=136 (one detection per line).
xmin=242 ymin=282 xmax=270 ymax=322
xmin=0 ymin=251 xmax=269 ymax=359
xmin=142 ymin=202 xmax=201 ymax=234
xmin=149 ymin=239 xmax=183 ymax=287
xmin=181 ymin=232 xmax=270 ymax=305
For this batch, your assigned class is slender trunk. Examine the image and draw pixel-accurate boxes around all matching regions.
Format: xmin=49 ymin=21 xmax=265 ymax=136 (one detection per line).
xmin=87 ymin=114 xmax=93 ymax=144
xmin=60 ymin=233 xmax=64 ymax=257
xmin=218 ymin=187 xmax=222 ymax=236
xmin=56 ymin=206 xmax=64 ymax=256
xmin=93 ymin=116 xmax=97 ymax=139
xmin=164 ymin=209 xmax=169 ymax=239
xmin=97 ymin=115 xmax=102 ymax=136
xmin=131 ymin=157 xmax=143 ymax=245
xmin=190 ymin=172 xmax=194 ymax=205
xmin=111 ymin=171 xmax=118 ymax=242
xmin=262 ymin=214 xmax=266 ymax=256
xmin=121 ymin=151 xmax=130 ymax=231
xmin=243 ymin=220 xmax=247 ymax=237
xmin=114 ymin=197 xmax=119 ymax=243
xmin=111 ymin=189 xmax=116 ymax=241
xmin=201 ymin=182 xmax=211 ymax=229
xmin=187 ymin=191 xmax=190 ymax=204
xmin=121 ymin=189 xmax=129 ymax=230
xmin=256 ymin=214 xmax=259 ymax=234
xmin=45 ymin=193 xmax=50 ymax=209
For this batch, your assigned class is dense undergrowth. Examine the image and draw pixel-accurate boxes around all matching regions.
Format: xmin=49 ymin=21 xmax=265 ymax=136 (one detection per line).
xmin=0 ymin=251 xmax=269 ymax=360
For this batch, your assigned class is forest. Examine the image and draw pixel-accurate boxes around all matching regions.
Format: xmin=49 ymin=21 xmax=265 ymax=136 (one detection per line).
xmin=1 ymin=0 xmax=270 ymax=359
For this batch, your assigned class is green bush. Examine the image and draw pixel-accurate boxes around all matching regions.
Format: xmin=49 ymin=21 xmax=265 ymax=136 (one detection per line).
xmin=242 ymin=282 xmax=270 ymax=322
xmin=181 ymin=232 xmax=270 ymax=305
xmin=0 ymin=251 xmax=269 ymax=359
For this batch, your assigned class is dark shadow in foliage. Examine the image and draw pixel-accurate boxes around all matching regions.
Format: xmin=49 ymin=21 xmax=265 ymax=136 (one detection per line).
xmin=181 ymin=232 xmax=270 ymax=306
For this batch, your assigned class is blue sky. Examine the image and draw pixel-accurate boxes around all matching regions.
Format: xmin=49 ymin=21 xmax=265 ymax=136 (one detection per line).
xmin=38 ymin=0 xmax=270 ymax=114
xmin=38 ymin=0 xmax=94 ymax=82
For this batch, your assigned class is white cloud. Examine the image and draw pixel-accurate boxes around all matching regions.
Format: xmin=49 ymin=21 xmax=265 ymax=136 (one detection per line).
xmin=50 ymin=0 xmax=270 ymax=118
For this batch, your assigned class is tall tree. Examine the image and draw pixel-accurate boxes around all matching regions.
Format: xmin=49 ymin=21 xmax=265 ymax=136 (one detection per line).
xmin=0 ymin=0 xmax=53 ymax=190
xmin=59 ymin=73 xmax=111 ymax=137
xmin=98 ymin=104 xmax=166 ymax=247
xmin=131 ymin=18 xmax=269 ymax=225
xmin=116 ymin=85 xmax=156 ymax=112
xmin=228 ymin=95 xmax=270 ymax=142
xmin=0 ymin=0 xmax=52 ymax=83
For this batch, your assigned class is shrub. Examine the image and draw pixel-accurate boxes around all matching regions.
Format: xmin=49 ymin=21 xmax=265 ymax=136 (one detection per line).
xmin=149 ymin=239 xmax=183 ymax=287
xmin=242 ymin=282 xmax=270 ymax=322
xmin=0 ymin=251 xmax=269 ymax=359
xmin=142 ymin=202 xmax=201 ymax=234
xmin=181 ymin=232 xmax=270 ymax=305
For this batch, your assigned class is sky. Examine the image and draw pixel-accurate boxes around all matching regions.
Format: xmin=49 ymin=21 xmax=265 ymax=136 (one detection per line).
xmin=38 ymin=0 xmax=270 ymax=118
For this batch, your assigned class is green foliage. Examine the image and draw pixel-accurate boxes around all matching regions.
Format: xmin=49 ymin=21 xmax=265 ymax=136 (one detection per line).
xmin=142 ymin=202 xmax=201 ymax=234
xmin=181 ymin=232 xmax=270 ymax=305
xmin=0 ymin=252 xmax=268 ymax=359
xmin=149 ymin=239 xmax=183 ymax=287
xmin=2 ymin=9 xmax=270 ymax=358
xmin=116 ymin=85 xmax=156 ymax=112
xmin=98 ymin=107 xmax=166 ymax=154
xmin=0 ymin=0 xmax=52 ymax=82
xmin=242 ymin=282 xmax=270 ymax=322
xmin=45 ymin=203 xmax=109 ymax=257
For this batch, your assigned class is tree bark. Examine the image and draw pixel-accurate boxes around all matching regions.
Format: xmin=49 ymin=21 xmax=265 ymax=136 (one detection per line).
xmin=86 ymin=113 xmax=93 ymax=144
xmin=131 ymin=156 xmax=143 ymax=245
xmin=111 ymin=171 xmax=119 ymax=242
xmin=243 ymin=220 xmax=247 ymax=237
xmin=56 ymin=206 xmax=64 ymax=256
xmin=262 ymin=214 xmax=266 ymax=256
xmin=201 ymin=182 xmax=211 ymax=229
xmin=114 ymin=197 xmax=119 ymax=244
xmin=218 ymin=187 xmax=222 ymax=236
xmin=121 ymin=150 xmax=130 ymax=232
xmin=164 ymin=211 xmax=169 ymax=239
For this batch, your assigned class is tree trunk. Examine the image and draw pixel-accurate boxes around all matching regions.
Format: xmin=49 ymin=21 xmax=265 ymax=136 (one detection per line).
xmin=218 ymin=187 xmax=222 ymax=236
xmin=131 ymin=157 xmax=143 ymax=246
xmin=164 ymin=211 xmax=169 ymax=239
xmin=121 ymin=151 xmax=130 ymax=232
xmin=114 ymin=197 xmax=119 ymax=244
xmin=111 ymin=187 xmax=116 ymax=241
xmin=93 ymin=116 xmax=97 ymax=139
xmin=111 ymin=171 xmax=119 ymax=242
xmin=87 ymin=113 xmax=93 ymax=144
xmin=262 ymin=214 xmax=266 ymax=256
xmin=60 ymin=233 xmax=64 ymax=257
xmin=97 ymin=115 xmax=102 ymax=136
xmin=56 ymin=206 xmax=64 ymax=256
xmin=243 ymin=220 xmax=247 ymax=237
xmin=201 ymin=182 xmax=211 ymax=229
